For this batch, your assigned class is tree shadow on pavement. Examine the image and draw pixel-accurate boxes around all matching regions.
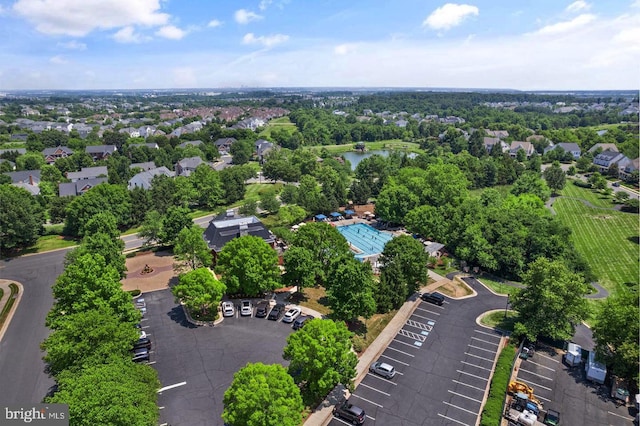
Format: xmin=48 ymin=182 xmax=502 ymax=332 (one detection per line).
xmin=167 ymin=306 xmax=197 ymax=328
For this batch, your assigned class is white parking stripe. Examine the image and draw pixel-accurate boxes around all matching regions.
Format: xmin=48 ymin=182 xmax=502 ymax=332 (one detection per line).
xmin=474 ymin=329 xmax=501 ymax=339
xmin=359 ymin=382 xmax=390 ymax=396
xmin=392 ymin=338 xmax=420 ymax=349
xmin=146 ymin=361 xmax=157 ymax=365
xmin=410 ymin=313 xmax=437 ymax=322
xmin=386 ymin=346 xmax=415 ymax=358
xmin=470 ymin=337 xmax=499 ymax=346
xmin=158 ymin=407 xmax=165 ymax=410
xmin=424 ymin=302 xmax=445 ymax=310
xmin=140 ymin=318 xmax=149 ymax=322
xmin=461 ymin=361 xmax=492 ymax=371
xmin=350 ymin=393 xmax=383 ymax=408
xmin=367 ymin=373 xmax=397 ymax=385
xmin=465 ymin=352 xmax=494 ymax=362
xmin=332 ymin=416 xmax=353 ymax=425
xmin=535 ymin=352 xmax=560 ymax=363
xmin=415 ymin=306 xmax=440 ymax=315
xmin=443 ymin=401 xmax=478 ymax=415
xmin=366 ymin=415 xmax=376 ymax=421
xmin=468 ymin=344 xmax=497 ymax=354
xmin=518 ymin=368 xmax=553 ymax=381
xmin=452 ymin=380 xmax=486 ymax=392
xmin=141 ymin=325 xmax=150 ymax=329
xmin=535 ymin=394 xmax=551 ymax=402
xmin=406 ymin=319 xmax=432 ymax=331
xmin=398 ymin=329 xmax=426 ymax=342
xmin=457 ymin=370 xmax=488 ymax=381
xmin=526 ymin=360 xmax=556 ymax=371
xmin=158 ymin=381 xmax=187 ymax=393
xmin=381 ymin=354 xmax=409 ymax=366
xmin=448 ymin=390 xmax=482 ymax=404
xmin=516 ymin=379 xmax=552 ymax=391
xmin=437 ymin=413 xmax=470 ymax=426
xmin=608 ymin=411 xmax=634 ymax=422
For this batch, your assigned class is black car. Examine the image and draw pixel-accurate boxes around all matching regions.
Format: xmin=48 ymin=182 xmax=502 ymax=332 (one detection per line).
xmin=132 ymin=348 xmax=150 ymax=363
xmin=133 ymin=337 xmax=152 ymax=350
xmin=333 ymin=401 xmax=365 ymax=424
xmin=255 ymin=300 xmax=271 ymax=318
xmin=292 ymin=315 xmax=315 ymax=330
xmin=268 ymin=303 xmax=286 ymax=320
xmin=420 ymin=291 xmax=445 ymax=306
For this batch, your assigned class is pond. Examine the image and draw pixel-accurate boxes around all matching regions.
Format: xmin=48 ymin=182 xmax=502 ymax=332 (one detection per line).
xmin=342 ymin=150 xmax=417 ymax=170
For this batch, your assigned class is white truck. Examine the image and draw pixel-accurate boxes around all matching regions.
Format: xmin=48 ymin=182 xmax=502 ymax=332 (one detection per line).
xmin=585 ymin=350 xmax=607 ymax=384
xmin=564 ymin=342 xmax=582 ymax=367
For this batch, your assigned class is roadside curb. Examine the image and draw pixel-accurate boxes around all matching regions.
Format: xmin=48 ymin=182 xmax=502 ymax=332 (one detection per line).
xmin=0 ymin=280 xmax=24 ymax=344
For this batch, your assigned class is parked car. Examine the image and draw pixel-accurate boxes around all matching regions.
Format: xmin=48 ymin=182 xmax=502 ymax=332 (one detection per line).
xmin=268 ymin=303 xmax=286 ymax=321
xmin=613 ymin=181 xmax=620 ymax=187
xmin=240 ymin=300 xmax=252 ymax=316
xmin=138 ymin=329 xmax=147 ymax=340
xmin=132 ymin=348 xmax=150 ymax=363
xmin=292 ymin=315 xmax=315 ymax=330
xmin=221 ymin=301 xmax=235 ymax=317
xmin=333 ymin=401 xmax=365 ymax=424
xmin=369 ymin=361 xmax=396 ymax=379
xmin=133 ymin=337 xmax=152 ymax=350
xmin=543 ymin=409 xmax=560 ymax=426
xmin=255 ymin=300 xmax=271 ymax=318
xmin=420 ymin=292 xmax=445 ymax=306
xmin=282 ymin=306 xmax=302 ymax=323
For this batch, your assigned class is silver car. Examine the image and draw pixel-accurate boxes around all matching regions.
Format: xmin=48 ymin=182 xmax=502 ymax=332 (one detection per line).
xmin=369 ymin=361 xmax=396 ymax=379
xmin=240 ymin=300 xmax=252 ymax=316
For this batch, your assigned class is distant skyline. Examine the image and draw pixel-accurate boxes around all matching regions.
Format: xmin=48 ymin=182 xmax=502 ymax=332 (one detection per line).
xmin=0 ymin=0 xmax=638 ymax=91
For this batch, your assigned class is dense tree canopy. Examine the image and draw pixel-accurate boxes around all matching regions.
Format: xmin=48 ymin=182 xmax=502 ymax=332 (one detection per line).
xmin=326 ymin=257 xmax=376 ymax=322
xmin=172 ymin=268 xmax=225 ymax=316
xmin=282 ymin=246 xmax=317 ymax=294
xmin=0 ymin=184 xmax=45 ymax=254
xmin=173 ymin=226 xmax=212 ymax=270
xmin=64 ymin=183 xmax=131 ymax=237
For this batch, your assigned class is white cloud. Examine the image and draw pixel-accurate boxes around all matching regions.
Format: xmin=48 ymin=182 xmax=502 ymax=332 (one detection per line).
xmin=57 ymin=40 xmax=86 ymax=50
xmin=155 ymin=25 xmax=186 ymax=40
xmin=172 ymin=67 xmax=197 ymax=87
xmin=334 ymin=43 xmax=357 ymax=55
xmin=242 ymin=33 xmax=289 ymax=47
xmin=566 ymin=1 xmax=591 ymax=13
xmin=13 ymin=0 xmax=170 ymax=36
xmin=208 ymin=19 xmax=222 ymax=28
xmin=632 ymin=0 xmax=640 ymax=7
xmin=112 ymin=26 xmax=148 ymax=43
xmin=259 ymin=0 xmax=273 ymax=11
xmin=234 ymin=9 xmax=262 ymax=24
xmin=534 ymin=13 xmax=596 ymax=35
xmin=423 ymin=3 xmax=479 ymax=30
xmin=49 ymin=55 xmax=67 ymax=64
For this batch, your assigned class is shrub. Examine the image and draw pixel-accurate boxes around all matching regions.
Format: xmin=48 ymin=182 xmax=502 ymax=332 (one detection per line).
xmin=479 ymin=342 xmax=516 ymax=426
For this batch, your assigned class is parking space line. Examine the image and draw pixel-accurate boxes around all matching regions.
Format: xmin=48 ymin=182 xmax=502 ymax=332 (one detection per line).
xmin=526 ymin=360 xmax=556 ymax=371
xmin=386 ymin=346 xmax=415 ymax=357
xmin=380 ymin=354 xmax=409 ymax=366
xmin=474 ymin=329 xmax=501 ymax=339
xmin=392 ymin=338 xmax=420 ymax=349
xmin=141 ymin=325 xmax=150 ymax=329
xmin=470 ymin=337 xmax=499 ymax=346
xmin=448 ymin=390 xmax=482 ymax=404
xmin=608 ymin=411 xmax=634 ymax=422
xmin=517 ymin=368 xmax=553 ymax=381
xmin=437 ymin=413 xmax=470 ymax=426
xmin=460 ymin=361 xmax=492 ymax=371
xmin=406 ymin=319 xmax=432 ymax=331
xmin=146 ymin=361 xmax=156 ymax=365
xmin=367 ymin=373 xmax=397 ymax=385
xmin=457 ymin=370 xmax=488 ymax=381
xmin=468 ymin=344 xmax=497 ymax=354
xmin=332 ymin=416 xmax=353 ymax=425
xmin=140 ymin=318 xmax=148 ymax=322
xmin=424 ymin=302 xmax=445 ymax=310
xmin=516 ymin=378 xmax=552 ymax=391
xmin=415 ymin=306 xmax=440 ymax=315
xmin=158 ymin=381 xmax=187 ymax=393
xmin=535 ymin=352 xmax=560 ymax=363
xmin=410 ymin=313 xmax=437 ymax=322
xmin=398 ymin=329 xmax=426 ymax=342
xmin=465 ymin=352 xmax=494 ymax=362
xmin=350 ymin=393 xmax=383 ymax=408
xmin=535 ymin=394 xmax=551 ymax=403
xmin=158 ymin=406 xmax=165 ymax=410
xmin=452 ymin=380 xmax=485 ymax=392
xmin=443 ymin=401 xmax=478 ymax=415
xmin=366 ymin=415 xmax=376 ymax=421
xmin=359 ymin=382 xmax=391 ymax=396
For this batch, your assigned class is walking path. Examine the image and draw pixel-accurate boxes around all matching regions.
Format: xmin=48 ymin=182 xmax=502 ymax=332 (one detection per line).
xmin=0 ymin=279 xmax=23 ymax=343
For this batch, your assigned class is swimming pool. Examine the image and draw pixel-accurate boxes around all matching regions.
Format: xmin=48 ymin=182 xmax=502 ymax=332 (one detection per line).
xmin=337 ymin=223 xmax=394 ymax=258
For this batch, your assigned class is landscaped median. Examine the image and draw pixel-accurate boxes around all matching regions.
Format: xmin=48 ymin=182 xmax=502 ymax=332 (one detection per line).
xmin=479 ymin=340 xmax=517 ymax=426
xmin=0 ymin=281 xmax=22 ymax=342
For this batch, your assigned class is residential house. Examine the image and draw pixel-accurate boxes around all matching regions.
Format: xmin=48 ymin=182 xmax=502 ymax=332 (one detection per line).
xmin=203 ymin=210 xmax=276 ymax=260
xmin=483 ymin=137 xmax=509 ymax=154
xmin=59 ymin=178 xmax=107 ymax=197
xmin=128 ymin=166 xmax=175 ymax=190
xmin=119 ymin=127 xmax=140 ymax=138
xmin=177 ymin=140 xmax=203 ymax=149
xmin=42 ymin=146 xmax=74 ymax=164
xmin=130 ymin=161 xmax=156 ymax=171
xmin=485 ymin=130 xmax=509 ymax=139
xmin=175 ymin=156 xmax=206 ymax=177
xmin=0 ymin=148 xmax=27 ymax=156
xmin=86 ymin=145 xmax=117 ymax=161
xmin=4 ymin=170 xmax=41 ymax=195
xmin=593 ymin=150 xmax=628 ymax=173
xmin=66 ymin=166 xmax=108 ymax=182
xmin=509 ymin=141 xmax=535 ymax=158
xmin=214 ymin=137 xmax=236 ymax=154
xmin=587 ymin=143 xmax=618 ymax=154
xmin=543 ymin=142 xmax=581 ymax=160
xmin=424 ymin=241 xmax=446 ymax=259
xmin=0 ymin=159 xmax=15 ymax=170
xmin=619 ymin=158 xmax=640 ymax=181
xmin=255 ymin=139 xmax=274 ymax=164
xmin=395 ymin=119 xmax=408 ymax=128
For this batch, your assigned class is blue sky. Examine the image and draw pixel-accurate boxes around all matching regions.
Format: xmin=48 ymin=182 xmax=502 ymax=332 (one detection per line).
xmin=0 ymin=0 xmax=638 ymax=90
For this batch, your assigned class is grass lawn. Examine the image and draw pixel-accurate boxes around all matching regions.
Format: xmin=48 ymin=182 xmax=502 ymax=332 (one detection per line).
xmin=296 ymin=286 xmax=331 ymax=316
xmin=561 ymin=180 xmax=615 ymax=208
xmin=477 ymin=275 xmax=520 ymax=297
xmin=554 ymin=197 xmax=639 ymax=293
xmin=479 ymin=310 xmax=518 ymax=332
xmin=243 ymin=182 xmax=283 ymax=201
xmin=306 ymin=139 xmax=423 ymax=155
xmin=258 ymin=116 xmax=297 ymax=138
xmin=32 ymin=235 xmax=78 ymax=252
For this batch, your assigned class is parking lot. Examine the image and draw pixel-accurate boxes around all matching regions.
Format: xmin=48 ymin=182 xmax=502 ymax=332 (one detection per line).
xmin=515 ymin=345 xmax=636 ymax=425
xmin=141 ymin=289 xmax=301 ymax=426
xmin=329 ymin=281 xmax=505 ymax=426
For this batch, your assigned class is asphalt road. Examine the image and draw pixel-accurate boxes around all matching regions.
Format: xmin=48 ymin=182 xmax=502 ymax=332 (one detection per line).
xmin=121 ymin=213 xmax=216 ymax=251
xmin=0 ymin=249 xmax=69 ymax=405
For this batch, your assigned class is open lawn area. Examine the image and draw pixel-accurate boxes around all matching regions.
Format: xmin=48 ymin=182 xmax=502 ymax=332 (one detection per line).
xmin=554 ymin=197 xmax=639 ymax=293
xmin=258 ymin=116 xmax=297 ymax=138
xmin=306 ymin=139 xmax=423 ymax=155
xmin=561 ymin=180 xmax=616 ymax=208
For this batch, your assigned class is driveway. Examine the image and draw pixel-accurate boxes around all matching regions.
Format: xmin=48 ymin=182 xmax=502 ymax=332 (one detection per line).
xmin=145 ymin=289 xmax=301 ymax=426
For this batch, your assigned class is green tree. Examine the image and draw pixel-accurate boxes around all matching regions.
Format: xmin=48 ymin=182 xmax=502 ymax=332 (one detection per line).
xmin=279 ymin=185 xmax=298 ymax=204
xmin=173 ymin=227 xmax=212 ymax=270
xmin=510 ymin=171 xmax=551 ymax=202
xmin=283 ymin=319 xmax=358 ymax=401
xmin=349 ymin=179 xmax=372 ymax=205
xmin=259 ymin=190 xmax=280 ymax=214
xmin=159 ymin=206 xmax=192 ymax=246
xmin=510 ymin=257 xmax=590 ymax=342
xmin=190 ymin=164 xmax=224 ymax=209
xmin=41 ymin=306 xmax=139 ymax=376
xmin=543 ymin=161 xmax=566 ymax=195
xmin=16 ymin=152 xmax=45 ymax=171
xmin=282 ymin=247 xmax=317 ymax=294
xmin=239 ymin=200 xmax=258 ymax=216
xmin=326 ymin=258 xmax=376 ymax=322
xmin=220 ymin=165 xmax=255 ymax=203
xmin=0 ymin=185 xmax=44 ymax=255
xmin=138 ymin=210 xmax=163 ymax=246
xmin=46 ymin=359 xmax=160 ymax=426
xmin=296 ymin=175 xmax=323 ymax=213
xmin=593 ymin=290 xmax=639 ymax=382
xmin=277 ymin=204 xmax=307 ymax=226
xmin=222 ymin=362 xmax=303 ymax=426
xmin=64 ymin=184 xmax=131 ymax=237
xmin=374 ymin=184 xmax=419 ymax=224
xmin=68 ymin=232 xmax=126 ymax=278
xmin=376 ymin=235 xmax=428 ymax=312
xmin=215 ymin=236 xmax=280 ymax=296
xmin=172 ymin=268 xmax=225 ymax=317
xmin=405 ymin=205 xmax=448 ymax=242
xmin=230 ymin=139 xmax=253 ymax=165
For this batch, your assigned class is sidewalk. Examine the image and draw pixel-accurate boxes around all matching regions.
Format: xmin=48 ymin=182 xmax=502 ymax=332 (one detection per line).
xmin=303 ymin=276 xmax=453 ymax=426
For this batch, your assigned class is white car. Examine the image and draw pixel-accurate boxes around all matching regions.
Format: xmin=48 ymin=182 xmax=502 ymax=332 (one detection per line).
xmin=221 ymin=301 xmax=235 ymax=317
xmin=282 ymin=306 xmax=302 ymax=323
xmin=138 ymin=330 xmax=147 ymax=339
xmin=369 ymin=361 xmax=396 ymax=379
xmin=240 ymin=300 xmax=252 ymax=316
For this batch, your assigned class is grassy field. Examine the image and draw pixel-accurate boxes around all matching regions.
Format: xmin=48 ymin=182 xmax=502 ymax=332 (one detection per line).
xmin=258 ymin=116 xmax=297 ymax=139
xmin=554 ymin=197 xmax=639 ymax=293
xmin=561 ymin=180 xmax=615 ymax=208
xmin=31 ymin=235 xmax=78 ymax=252
xmin=477 ymin=276 xmax=520 ymax=297
xmin=306 ymin=139 xmax=423 ymax=155
xmin=479 ymin=310 xmax=518 ymax=331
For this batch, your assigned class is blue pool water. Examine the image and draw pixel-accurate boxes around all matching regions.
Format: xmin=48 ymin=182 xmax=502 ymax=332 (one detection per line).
xmin=337 ymin=223 xmax=394 ymax=258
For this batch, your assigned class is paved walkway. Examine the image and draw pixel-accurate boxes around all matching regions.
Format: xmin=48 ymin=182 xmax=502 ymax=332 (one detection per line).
xmin=0 ymin=279 xmax=23 ymax=343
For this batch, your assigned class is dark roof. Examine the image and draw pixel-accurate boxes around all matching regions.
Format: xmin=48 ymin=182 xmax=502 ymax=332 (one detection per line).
xmin=203 ymin=214 xmax=274 ymax=252
xmin=4 ymin=169 xmax=41 ymax=184
xmin=59 ymin=177 xmax=107 ymax=197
